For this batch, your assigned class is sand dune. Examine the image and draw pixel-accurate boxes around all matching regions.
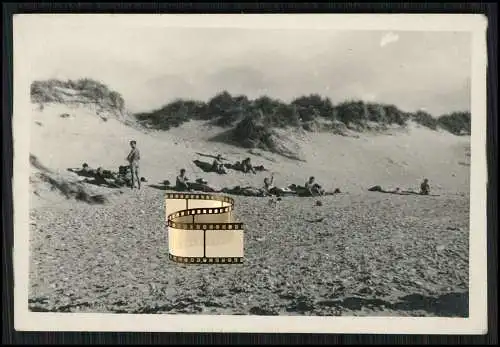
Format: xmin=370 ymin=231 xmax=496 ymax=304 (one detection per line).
xmin=30 ymin=103 xmax=470 ymax=196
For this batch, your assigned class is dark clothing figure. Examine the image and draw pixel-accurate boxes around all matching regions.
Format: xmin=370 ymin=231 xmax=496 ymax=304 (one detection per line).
xmin=69 ymin=163 xmax=95 ymax=178
xmin=368 ymin=185 xmax=383 ymax=192
xmin=420 ymin=179 xmax=430 ymax=195
xmin=176 ymin=170 xmax=190 ymax=191
xmin=242 ymin=158 xmax=256 ymax=174
xmin=117 ymin=165 xmax=133 ymax=187
xmin=82 ymin=167 xmax=120 ymax=188
xmin=81 ymin=163 xmax=91 ymax=173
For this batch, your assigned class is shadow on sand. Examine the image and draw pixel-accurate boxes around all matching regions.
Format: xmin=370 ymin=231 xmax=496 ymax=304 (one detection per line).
xmin=29 ymin=290 xmax=468 ymax=317
xmin=314 ymin=291 xmax=468 ymax=317
xmin=148 ymin=184 xmax=173 ymax=191
xmin=195 ymin=152 xmax=229 ymax=161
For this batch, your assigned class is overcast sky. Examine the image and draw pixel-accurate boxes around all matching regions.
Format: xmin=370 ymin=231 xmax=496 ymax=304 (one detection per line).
xmin=19 ymin=16 xmax=471 ymax=116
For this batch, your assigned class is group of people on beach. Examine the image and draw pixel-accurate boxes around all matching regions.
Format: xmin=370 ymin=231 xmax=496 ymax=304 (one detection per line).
xmin=69 ymin=140 xmax=142 ymax=189
xmin=174 ymin=158 xmax=326 ymax=197
xmin=209 ymin=154 xmax=259 ymax=175
xmin=128 ymin=140 xmax=431 ymax=196
xmin=173 ymin=167 xmax=325 ymax=197
xmin=73 ymin=139 xmax=432 ymax=197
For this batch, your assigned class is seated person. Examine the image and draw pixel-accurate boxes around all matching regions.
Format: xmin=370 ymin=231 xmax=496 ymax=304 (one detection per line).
xmin=420 ymin=178 xmax=430 ymax=195
xmin=305 ymin=176 xmax=325 ymax=196
xmin=81 ymin=163 xmax=92 ymax=173
xmin=242 ymin=157 xmax=256 ymax=174
xmin=116 ymin=165 xmax=133 ymax=187
xmin=263 ymin=174 xmax=274 ymax=195
xmin=211 ymin=155 xmax=226 ymax=174
xmin=176 ymin=169 xmax=190 ymax=191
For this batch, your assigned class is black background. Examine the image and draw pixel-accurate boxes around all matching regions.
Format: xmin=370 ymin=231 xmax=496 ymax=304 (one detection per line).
xmin=2 ymin=2 xmax=498 ymax=345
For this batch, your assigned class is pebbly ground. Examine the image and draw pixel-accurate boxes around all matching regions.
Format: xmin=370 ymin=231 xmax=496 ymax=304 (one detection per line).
xmin=28 ymin=187 xmax=470 ymax=317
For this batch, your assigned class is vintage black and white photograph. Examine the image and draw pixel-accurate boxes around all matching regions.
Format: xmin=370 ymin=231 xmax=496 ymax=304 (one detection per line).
xmin=13 ymin=14 xmax=488 ymax=334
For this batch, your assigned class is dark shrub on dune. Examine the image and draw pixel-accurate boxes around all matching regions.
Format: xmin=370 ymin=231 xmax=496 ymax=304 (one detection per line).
xmin=411 ymin=110 xmax=439 ymax=130
xmin=382 ymin=104 xmax=410 ymax=126
xmin=437 ymin=111 xmax=471 ymax=135
xmin=232 ymin=113 xmax=274 ymax=149
xmin=208 ymin=92 xmax=250 ymax=127
xmin=135 ymin=99 xmax=208 ymax=130
xmin=227 ymin=112 xmax=303 ymax=159
xmin=408 ymin=110 xmax=471 ymax=135
xmin=127 ymin=88 xmax=472 ymax=159
xmin=333 ymin=100 xmax=409 ymax=129
xmin=292 ymin=94 xmax=334 ymax=121
xmin=253 ymin=96 xmax=298 ymax=128
xmin=31 ymin=78 xmax=471 ymax=138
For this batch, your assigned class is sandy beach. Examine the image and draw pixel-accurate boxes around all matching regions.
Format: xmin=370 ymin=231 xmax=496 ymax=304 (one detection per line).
xmin=29 ymin=189 xmax=469 ymax=316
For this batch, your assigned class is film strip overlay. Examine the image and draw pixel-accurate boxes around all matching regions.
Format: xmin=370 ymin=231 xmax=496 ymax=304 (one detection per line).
xmin=165 ymin=193 xmax=244 ymax=264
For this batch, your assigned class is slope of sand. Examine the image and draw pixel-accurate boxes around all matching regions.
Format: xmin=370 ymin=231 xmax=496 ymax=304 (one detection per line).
xmin=28 ymin=103 xmax=471 ymax=316
xmin=31 ymin=103 xmax=470 ymax=194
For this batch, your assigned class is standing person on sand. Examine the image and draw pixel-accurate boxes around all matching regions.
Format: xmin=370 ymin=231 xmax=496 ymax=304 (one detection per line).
xmin=126 ymin=140 xmax=141 ymax=189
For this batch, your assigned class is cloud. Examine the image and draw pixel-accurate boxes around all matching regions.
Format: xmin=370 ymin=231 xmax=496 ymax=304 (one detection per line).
xmin=380 ymin=32 xmax=400 ymax=47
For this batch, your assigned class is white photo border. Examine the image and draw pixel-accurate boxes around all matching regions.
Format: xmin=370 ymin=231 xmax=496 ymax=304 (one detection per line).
xmin=13 ymin=13 xmax=489 ymax=334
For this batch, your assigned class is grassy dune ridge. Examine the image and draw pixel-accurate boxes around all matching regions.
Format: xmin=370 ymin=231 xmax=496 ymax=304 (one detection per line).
xmin=31 ymin=79 xmax=471 ymax=159
xmin=133 ymin=90 xmax=471 ymax=157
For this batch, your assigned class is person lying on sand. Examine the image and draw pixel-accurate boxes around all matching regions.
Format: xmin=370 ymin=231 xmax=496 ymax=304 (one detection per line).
xmin=221 ymin=185 xmax=265 ymax=197
xmin=175 ymin=169 xmax=190 ymax=191
xmin=82 ymin=167 xmax=106 ymax=186
xmin=369 ymin=185 xmax=406 ymax=194
xmin=82 ymin=167 xmax=122 ymax=188
xmin=420 ymin=178 xmax=430 ymax=195
xmin=68 ymin=163 xmax=97 ymax=178
xmin=126 ymin=140 xmax=141 ymax=190
xmin=367 ymin=184 xmax=438 ymax=196
xmin=232 ymin=160 xmax=242 ymax=171
xmin=305 ymin=176 xmax=325 ymax=196
xmin=211 ymin=154 xmax=227 ymax=174
xmin=242 ymin=157 xmax=256 ymax=174
xmin=187 ymin=178 xmax=218 ymax=193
